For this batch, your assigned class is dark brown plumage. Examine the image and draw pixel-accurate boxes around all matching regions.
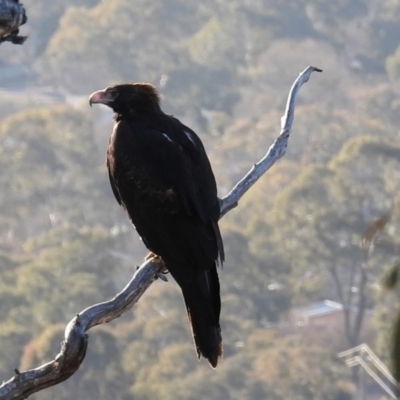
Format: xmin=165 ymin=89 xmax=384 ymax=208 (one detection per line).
xmin=89 ymin=83 xmax=224 ymax=367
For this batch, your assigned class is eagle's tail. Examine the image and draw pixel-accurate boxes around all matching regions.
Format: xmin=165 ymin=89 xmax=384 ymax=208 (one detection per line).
xmin=181 ymin=266 xmax=222 ymax=368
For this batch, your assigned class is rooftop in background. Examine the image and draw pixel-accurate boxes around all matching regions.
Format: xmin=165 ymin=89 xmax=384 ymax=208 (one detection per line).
xmin=294 ymin=300 xmax=344 ymax=318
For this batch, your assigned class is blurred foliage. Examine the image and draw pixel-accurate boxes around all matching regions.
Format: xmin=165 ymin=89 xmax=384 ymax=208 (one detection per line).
xmin=1 ymin=0 xmax=400 ymax=399
xmin=376 ymin=262 xmax=400 ymax=388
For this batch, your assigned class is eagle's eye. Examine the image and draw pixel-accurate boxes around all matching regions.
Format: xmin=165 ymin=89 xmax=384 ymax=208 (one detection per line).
xmin=105 ymin=87 xmax=118 ymax=101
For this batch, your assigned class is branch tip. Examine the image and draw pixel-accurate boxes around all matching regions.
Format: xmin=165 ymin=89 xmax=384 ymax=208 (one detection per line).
xmin=308 ymin=66 xmax=323 ymax=73
xmin=0 ymin=0 xmax=28 ymax=45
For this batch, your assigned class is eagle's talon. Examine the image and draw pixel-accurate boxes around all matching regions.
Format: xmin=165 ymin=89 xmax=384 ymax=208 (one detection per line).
xmin=145 ymin=253 xmax=168 ymax=277
xmin=145 ymin=252 xmax=158 ymax=261
xmin=155 ymin=272 xmax=168 ymax=282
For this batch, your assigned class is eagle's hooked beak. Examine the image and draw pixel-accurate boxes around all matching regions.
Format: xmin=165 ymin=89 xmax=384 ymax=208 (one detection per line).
xmin=89 ymin=90 xmax=112 ymax=107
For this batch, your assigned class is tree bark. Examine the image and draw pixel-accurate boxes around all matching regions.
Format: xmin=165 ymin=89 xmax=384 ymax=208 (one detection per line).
xmin=0 ymin=66 xmax=322 ymax=400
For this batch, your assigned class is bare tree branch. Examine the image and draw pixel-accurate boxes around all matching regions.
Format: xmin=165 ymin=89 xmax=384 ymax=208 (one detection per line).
xmin=220 ymin=65 xmax=322 ymax=217
xmin=0 ymin=65 xmax=322 ymax=400
xmin=0 ymin=0 xmax=27 ymax=45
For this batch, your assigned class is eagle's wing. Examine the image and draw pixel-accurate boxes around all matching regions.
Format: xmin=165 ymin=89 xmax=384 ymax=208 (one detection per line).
xmin=107 ymin=117 xmax=224 ymax=265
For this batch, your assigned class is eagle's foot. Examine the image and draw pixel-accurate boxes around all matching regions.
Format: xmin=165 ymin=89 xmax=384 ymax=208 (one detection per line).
xmin=156 ymin=272 xmax=168 ymax=282
xmin=145 ymin=252 xmax=157 ymax=261
xmin=145 ymin=252 xmax=169 ymax=280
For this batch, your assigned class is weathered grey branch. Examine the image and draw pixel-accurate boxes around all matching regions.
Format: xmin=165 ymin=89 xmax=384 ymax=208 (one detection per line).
xmin=0 ymin=258 xmax=166 ymax=400
xmin=0 ymin=0 xmax=27 ymax=45
xmin=0 ymin=65 xmax=321 ymax=400
xmin=220 ymin=65 xmax=322 ymax=217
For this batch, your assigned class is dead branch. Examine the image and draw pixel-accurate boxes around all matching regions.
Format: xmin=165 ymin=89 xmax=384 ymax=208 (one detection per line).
xmin=0 ymin=66 xmax=322 ymax=400
xmin=220 ymin=65 xmax=322 ymax=216
xmin=0 ymin=0 xmax=27 ymax=45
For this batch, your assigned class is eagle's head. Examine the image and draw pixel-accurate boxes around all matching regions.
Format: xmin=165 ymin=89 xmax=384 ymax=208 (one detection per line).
xmin=89 ymin=83 xmax=161 ymax=115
